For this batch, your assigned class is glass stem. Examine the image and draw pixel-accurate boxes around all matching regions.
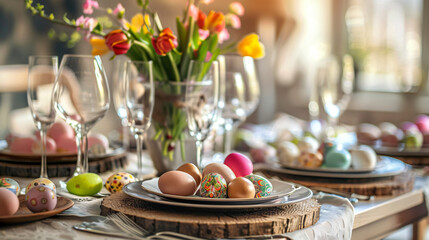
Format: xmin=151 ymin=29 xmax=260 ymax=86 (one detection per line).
xmin=135 ymin=132 xmax=144 ymax=180
xmin=39 ymin=129 xmax=48 ymax=178
xmin=121 ymin=118 xmax=130 ymax=151
xmin=196 ymin=140 xmax=203 ymax=171
xmin=82 ymin=132 xmax=89 ymax=174
xmin=223 ymin=118 xmax=233 ymax=154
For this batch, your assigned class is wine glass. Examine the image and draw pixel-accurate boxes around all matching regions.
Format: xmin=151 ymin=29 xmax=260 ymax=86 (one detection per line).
xmin=185 ymin=60 xmax=220 ymax=170
xmin=27 ymin=55 xmax=58 ymax=178
xmin=53 ymin=54 xmax=110 ymax=176
xmin=111 ymin=58 xmax=131 ymax=149
xmin=318 ymin=54 xmax=355 ymax=139
xmin=124 ymin=60 xmax=154 ymax=180
xmin=219 ymin=55 xmax=260 ymax=151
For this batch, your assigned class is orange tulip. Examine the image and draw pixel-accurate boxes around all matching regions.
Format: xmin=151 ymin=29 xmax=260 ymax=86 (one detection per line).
xmin=205 ymin=11 xmax=225 ymax=34
xmin=237 ymin=33 xmax=265 ymax=59
xmin=151 ymin=28 xmax=178 ymax=56
xmin=89 ymin=37 xmax=110 ymax=56
xmin=105 ymin=29 xmax=131 ymax=55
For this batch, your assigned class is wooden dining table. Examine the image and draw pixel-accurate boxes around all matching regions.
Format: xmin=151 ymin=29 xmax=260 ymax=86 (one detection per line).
xmin=0 ymin=153 xmax=428 ymax=239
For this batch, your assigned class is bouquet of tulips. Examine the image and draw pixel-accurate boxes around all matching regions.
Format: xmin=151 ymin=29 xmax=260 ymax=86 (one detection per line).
xmin=25 ymin=0 xmax=265 ymax=160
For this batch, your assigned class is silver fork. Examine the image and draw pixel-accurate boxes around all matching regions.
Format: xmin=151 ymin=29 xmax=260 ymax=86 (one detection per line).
xmin=108 ymin=212 xmax=205 ymax=240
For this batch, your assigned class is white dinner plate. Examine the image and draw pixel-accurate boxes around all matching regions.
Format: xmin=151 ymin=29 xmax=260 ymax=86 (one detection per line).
xmin=276 ymin=156 xmax=406 ymax=178
xmin=141 ymin=177 xmax=295 ymax=205
xmin=123 ymin=181 xmax=313 ymax=210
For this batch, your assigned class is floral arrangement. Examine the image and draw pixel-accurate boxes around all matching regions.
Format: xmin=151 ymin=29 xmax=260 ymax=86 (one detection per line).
xmin=25 ymin=0 xmax=265 ymax=160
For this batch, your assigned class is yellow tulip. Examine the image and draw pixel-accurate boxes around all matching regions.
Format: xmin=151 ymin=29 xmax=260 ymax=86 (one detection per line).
xmin=237 ymin=33 xmax=265 ymax=59
xmin=127 ymin=13 xmax=151 ymax=33
xmin=89 ymin=37 xmax=110 ymax=55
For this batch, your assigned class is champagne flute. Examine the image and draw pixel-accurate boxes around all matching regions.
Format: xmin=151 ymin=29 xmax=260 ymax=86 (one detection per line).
xmin=220 ymin=72 xmax=246 ymax=154
xmin=53 ymin=54 xmax=110 ymax=176
xmin=319 ymin=54 xmax=355 ymax=139
xmin=27 ymin=55 xmax=58 ymax=178
xmin=111 ymin=58 xmax=130 ymax=148
xmin=124 ymin=60 xmax=154 ymax=180
xmin=186 ymin=60 xmax=220 ymax=170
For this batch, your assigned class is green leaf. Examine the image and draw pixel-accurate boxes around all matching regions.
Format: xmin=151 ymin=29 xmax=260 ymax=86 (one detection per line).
xmin=59 ymin=32 xmax=68 ymax=42
xmin=93 ymin=23 xmax=103 ymax=32
xmin=191 ymin=21 xmax=199 ymax=49
xmin=63 ymin=13 xmax=71 ymax=24
xmin=176 ymin=17 xmax=186 ymax=50
xmin=197 ymin=40 xmax=209 ymax=61
xmin=47 ymin=29 xmax=56 ymax=39
xmin=207 ymin=34 xmax=218 ymax=52
xmin=153 ymin=12 xmax=163 ymax=33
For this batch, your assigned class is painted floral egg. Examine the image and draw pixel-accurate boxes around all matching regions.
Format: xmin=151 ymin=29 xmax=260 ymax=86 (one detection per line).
xmin=297 ymin=152 xmax=323 ymax=168
xmin=25 ymin=186 xmax=57 ymax=213
xmin=0 ymin=178 xmax=20 ymax=196
xmin=26 ymin=178 xmax=56 ymax=194
xmin=200 ymin=173 xmax=227 ymax=198
xmin=105 ymin=172 xmax=135 ymax=193
xmin=245 ymin=174 xmax=273 ymax=198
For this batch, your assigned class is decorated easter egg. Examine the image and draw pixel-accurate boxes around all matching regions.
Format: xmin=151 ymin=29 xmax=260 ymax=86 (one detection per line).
xmin=56 ymin=137 xmax=78 ymax=153
xmin=324 ymin=149 xmax=352 ymax=169
xmin=47 ymin=121 xmax=74 ymax=143
xmin=67 ymin=173 xmax=103 ymax=196
xmin=158 ymin=171 xmax=197 ymax=196
xmin=351 ymin=145 xmax=377 ymax=170
xmin=356 ymin=123 xmax=381 ymax=144
xmin=202 ymin=163 xmax=235 ymax=183
xmin=10 ymin=137 xmax=37 ymax=153
xmin=25 ymin=186 xmax=57 ymax=213
xmin=0 ymin=178 xmax=20 ymax=196
xmin=200 ymin=173 xmax=227 ymax=198
xmin=105 ymin=172 xmax=135 ymax=193
xmin=228 ymin=177 xmax=255 ymax=198
xmin=245 ymin=174 xmax=273 ymax=198
xmin=416 ymin=115 xmax=429 ymax=133
xmin=224 ymin=152 xmax=253 ymax=177
xmin=88 ymin=133 xmax=109 ymax=155
xmin=26 ymin=178 xmax=56 ymax=194
xmin=276 ymin=141 xmax=300 ymax=167
xmin=297 ymin=136 xmax=319 ymax=153
xmin=31 ymin=136 xmax=57 ymax=154
xmin=297 ymin=152 xmax=323 ymax=168
xmin=177 ymin=163 xmax=202 ymax=186
xmin=318 ymin=140 xmax=337 ymax=157
xmin=0 ymin=188 xmax=19 ymax=216
xmin=403 ymin=131 xmax=423 ymax=150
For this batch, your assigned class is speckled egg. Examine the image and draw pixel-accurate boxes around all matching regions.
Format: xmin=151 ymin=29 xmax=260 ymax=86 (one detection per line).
xmin=245 ymin=175 xmax=273 ymax=198
xmin=105 ymin=172 xmax=135 ymax=193
xmin=276 ymin=141 xmax=300 ymax=167
xmin=297 ymin=152 xmax=323 ymax=168
xmin=25 ymin=186 xmax=57 ymax=213
xmin=324 ymin=149 xmax=352 ymax=169
xmin=0 ymin=178 xmax=20 ymax=196
xmin=297 ymin=136 xmax=319 ymax=153
xmin=26 ymin=178 xmax=56 ymax=194
xmin=200 ymin=173 xmax=227 ymax=198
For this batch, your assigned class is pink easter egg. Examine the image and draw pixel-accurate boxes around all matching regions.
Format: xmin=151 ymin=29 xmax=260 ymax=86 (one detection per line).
xmin=401 ymin=121 xmax=419 ymax=134
xmin=224 ymin=152 xmax=253 ymax=177
xmin=47 ymin=121 xmax=74 ymax=143
xmin=415 ymin=115 xmax=429 ymax=134
xmin=32 ymin=137 xmax=57 ymax=154
xmin=10 ymin=137 xmax=36 ymax=153
xmin=88 ymin=133 xmax=109 ymax=149
xmin=56 ymin=137 xmax=78 ymax=153
xmin=25 ymin=186 xmax=57 ymax=213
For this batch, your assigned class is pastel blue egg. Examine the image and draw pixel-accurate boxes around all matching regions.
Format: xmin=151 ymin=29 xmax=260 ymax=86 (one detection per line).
xmin=324 ymin=149 xmax=351 ymax=169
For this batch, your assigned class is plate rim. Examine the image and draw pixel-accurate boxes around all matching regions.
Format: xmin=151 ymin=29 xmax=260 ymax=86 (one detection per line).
xmin=141 ymin=177 xmax=295 ymax=204
xmin=274 ymin=156 xmax=406 ymax=179
xmin=0 ymin=196 xmax=74 ymax=224
xmin=123 ymin=181 xmax=313 ymax=209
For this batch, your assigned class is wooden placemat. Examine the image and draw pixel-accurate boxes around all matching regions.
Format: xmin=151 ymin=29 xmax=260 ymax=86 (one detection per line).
xmin=100 ymin=192 xmax=320 ymax=239
xmin=393 ymin=156 xmax=429 ymax=166
xmin=258 ymin=169 xmax=415 ymax=197
xmin=0 ymin=152 xmax=128 ymax=177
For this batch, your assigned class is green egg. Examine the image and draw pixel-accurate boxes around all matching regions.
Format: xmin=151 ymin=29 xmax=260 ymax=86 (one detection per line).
xmin=66 ymin=173 xmax=103 ymax=196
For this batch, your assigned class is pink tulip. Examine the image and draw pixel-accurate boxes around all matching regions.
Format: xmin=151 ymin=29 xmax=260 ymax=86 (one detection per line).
xmin=229 ymin=2 xmax=244 ymax=16
xmin=225 ymin=13 xmax=241 ymax=29
xmin=82 ymin=0 xmax=99 ymax=14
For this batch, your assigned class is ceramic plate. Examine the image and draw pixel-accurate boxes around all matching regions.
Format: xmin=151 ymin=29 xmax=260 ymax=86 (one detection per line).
xmin=276 ymin=156 xmax=406 ymax=178
xmin=0 ymin=196 xmax=74 ymax=224
xmin=141 ymin=178 xmax=295 ymax=204
xmin=280 ymin=155 xmax=391 ymax=173
xmin=124 ymin=181 xmax=312 ymax=210
xmin=374 ymin=146 xmax=429 ymax=157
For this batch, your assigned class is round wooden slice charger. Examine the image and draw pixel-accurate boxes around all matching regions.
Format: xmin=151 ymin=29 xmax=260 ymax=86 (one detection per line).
xmin=258 ymin=169 xmax=415 ymax=197
xmin=101 ymin=192 xmax=320 ymax=239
